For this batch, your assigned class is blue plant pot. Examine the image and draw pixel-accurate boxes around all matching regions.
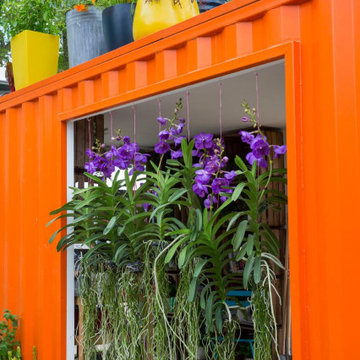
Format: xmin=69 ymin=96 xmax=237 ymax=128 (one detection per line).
xmin=102 ymin=4 xmax=134 ymax=52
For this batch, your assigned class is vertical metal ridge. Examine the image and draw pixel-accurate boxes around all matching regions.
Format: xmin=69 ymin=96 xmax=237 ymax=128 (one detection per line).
xmin=57 ymin=88 xmax=74 ymax=114
xmin=101 ymin=71 xmax=121 ymax=99
xmin=19 ymin=101 xmax=38 ymax=352
xmin=155 ymin=50 xmax=178 ymax=82
xmin=126 ymin=61 xmax=148 ymax=91
xmin=4 ymin=107 xmax=22 ymax=323
xmin=0 ymin=112 xmax=7 ymax=305
xmin=78 ymin=80 xmax=95 ymax=106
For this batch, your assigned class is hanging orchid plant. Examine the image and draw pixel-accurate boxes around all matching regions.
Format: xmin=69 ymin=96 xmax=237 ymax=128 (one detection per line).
xmin=49 ymin=95 xmax=287 ymax=360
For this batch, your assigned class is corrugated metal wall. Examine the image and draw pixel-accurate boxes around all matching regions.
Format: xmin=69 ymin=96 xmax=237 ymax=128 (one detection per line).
xmin=0 ymin=0 xmax=359 ymax=359
xmin=0 ymin=97 xmax=67 ymax=359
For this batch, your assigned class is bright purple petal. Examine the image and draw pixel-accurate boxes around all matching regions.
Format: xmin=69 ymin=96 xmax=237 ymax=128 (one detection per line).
xmin=159 ymin=130 xmax=170 ymax=140
xmin=239 ymin=131 xmax=254 ymax=145
xmin=157 ymin=116 xmax=167 ymax=126
xmin=171 ymin=149 xmax=183 ymax=159
xmin=273 ymin=145 xmax=287 ymax=158
xmin=154 ymin=141 xmax=170 ymax=154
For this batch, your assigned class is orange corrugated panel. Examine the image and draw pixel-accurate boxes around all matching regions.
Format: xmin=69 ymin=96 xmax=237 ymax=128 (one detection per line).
xmin=1 ymin=0 xmax=360 ymax=358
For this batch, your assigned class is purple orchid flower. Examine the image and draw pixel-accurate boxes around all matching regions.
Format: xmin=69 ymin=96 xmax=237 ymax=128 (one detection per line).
xmin=86 ymin=148 xmax=96 ymax=159
xmin=154 ymin=141 xmax=170 ymax=154
xmin=123 ymin=136 xmax=131 ymax=144
xmin=159 ymin=130 xmax=170 ymax=140
xmin=239 ymin=131 xmax=255 ymax=145
xmin=84 ymin=162 xmax=96 ymax=174
xmin=194 ymin=133 xmax=214 ymax=150
xmin=171 ymin=149 xmax=183 ymax=159
xmin=220 ymin=156 xmax=228 ymax=168
xmin=204 ymin=194 xmax=218 ymax=209
xmin=258 ymin=158 xmax=268 ymax=168
xmin=273 ymin=145 xmax=287 ymax=158
xmin=157 ymin=116 xmax=167 ymax=126
xmin=245 ymin=152 xmax=257 ymax=165
xmin=195 ymin=169 xmax=211 ymax=185
xmin=211 ymin=178 xmax=230 ymax=195
xmin=174 ymin=136 xmax=186 ymax=146
xmin=224 ymin=170 xmax=237 ymax=182
xmin=204 ymin=159 xmax=219 ymax=174
xmin=193 ymin=182 xmax=208 ymax=198
xmin=251 ymin=135 xmax=270 ymax=158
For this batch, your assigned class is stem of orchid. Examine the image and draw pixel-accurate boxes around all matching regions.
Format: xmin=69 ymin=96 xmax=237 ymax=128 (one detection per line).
xmin=157 ymin=154 xmax=164 ymax=175
xmin=259 ymin=159 xmax=273 ymax=203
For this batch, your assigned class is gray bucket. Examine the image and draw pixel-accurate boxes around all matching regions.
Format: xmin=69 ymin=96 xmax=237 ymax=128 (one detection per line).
xmin=66 ymin=6 xmax=106 ymax=67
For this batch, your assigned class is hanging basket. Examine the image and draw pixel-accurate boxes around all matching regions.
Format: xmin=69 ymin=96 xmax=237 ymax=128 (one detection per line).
xmin=133 ymin=0 xmax=199 ymax=41
xmin=66 ymin=6 xmax=105 ymax=67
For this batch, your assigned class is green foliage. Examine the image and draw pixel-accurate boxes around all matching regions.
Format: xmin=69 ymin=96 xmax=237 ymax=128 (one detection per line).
xmin=61 ymin=0 xmax=133 ymax=12
xmin=94 ymin=0 xmax=135 ymax=8
xmin=7 ymin=347 xmax=21 ymax=360
xmin=0 ymin=27 xmax=10 ymax=67
xmin=0 ymin=0 xmax=65 ymax=39
xmin=49 ymin=170 xmax=150 ymax=267
xmin=164 ymin=140 xmax=286 ymax=359
xmin=171 ymin=263 xmax=200 ymax=359
xmin=49 ymin=106 xmax=287 ymax=359
xmin=0 ymin=310 xmax=19 ymax=360
xmin=252 ymin=270 xmax=278 ymax=360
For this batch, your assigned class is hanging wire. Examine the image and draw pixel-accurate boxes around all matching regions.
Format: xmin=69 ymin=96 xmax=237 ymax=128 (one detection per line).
xmin=186 ymin=90 xmax=191 ymax=141
xmin=219 ymin=82 xmax=223 ymax=139
xmin=255 ymin=72 xmax=260 ymax=131
xmin=87 ymin=118 xmax=93 ymax=186
xmin=133 ymin=105 xmax=137 ymax=143
xmin=133 ymin=105 xmax=137 ymax=192
xmin=158 ymin=98 xmax=162 ymax=133
xmin=87 ymin=118 xmax=92 ymax=148
xmin=110 ymin=111 xmax=114 ymax=144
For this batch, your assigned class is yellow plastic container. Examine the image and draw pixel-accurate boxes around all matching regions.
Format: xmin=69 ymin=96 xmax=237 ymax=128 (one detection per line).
xmin=11 ymin=30 xmax=59 ymax=90
xmin=133 ymin=0 xmax=199 ymax=41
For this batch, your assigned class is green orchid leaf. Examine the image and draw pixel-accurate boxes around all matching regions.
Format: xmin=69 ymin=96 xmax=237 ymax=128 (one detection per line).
xmin=205 ymin=291 xmax=216 ymax=331
xmin=232 ymin=220 xmax=248 ymax=251
xmin=188 ymin=277 xmax=198 ymax=302
xmin=243 ymin=253 xmax=255 ymax=289
xmin=215 ymin=304 xmax=223 ymax=333
xmin=103 ymin=216 xmax=117 ymax=235
xmin=194 ymin=259 xmax=208 ymax=278
xmin=232 ymin=183 xmax=246 ymax=201
xmin=253 ymin=256 xmax=262 ymax=284
xmin=246 ymin=234 xmax=254 ymax=256
xmin=164 ymin=236 xmax=187 ymax=264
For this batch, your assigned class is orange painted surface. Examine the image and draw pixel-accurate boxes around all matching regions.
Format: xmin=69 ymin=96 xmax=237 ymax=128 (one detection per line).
xmin=0 ymin=0 xmax=359 ymax=359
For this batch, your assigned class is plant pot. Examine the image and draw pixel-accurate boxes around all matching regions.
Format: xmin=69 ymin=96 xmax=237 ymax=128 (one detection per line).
xmin=133 ymin=0 xmax=199 ymax=41
xmin=66 ymin=6 xmax=105 ymax=67
xmin=10 ymin=30 xmax=59 ymax=90
xmin=197 ymin=0 xmax=226 ymax=13
xmin=102 ymin=4 xmax=134 ymax=52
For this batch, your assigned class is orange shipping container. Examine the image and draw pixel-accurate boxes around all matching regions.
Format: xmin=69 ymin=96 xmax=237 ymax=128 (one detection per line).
xmin=0 ymin=0 xmax=359 ymax=359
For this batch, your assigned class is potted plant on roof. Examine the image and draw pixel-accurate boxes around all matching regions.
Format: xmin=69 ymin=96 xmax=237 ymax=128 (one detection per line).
xmin=95 ymin=0 xmax=136 ymax=52
xmin=64 ymin=0 xmax=106 ymax=67
xmin=0 ymin=0 xmax=63 ymax=90
xmin=132 ymin=0 xmax=200 ymax=41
